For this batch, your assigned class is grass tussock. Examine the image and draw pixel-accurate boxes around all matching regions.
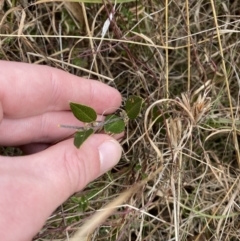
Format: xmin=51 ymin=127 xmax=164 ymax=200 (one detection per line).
xmin=1 ymin=0 xmax=240 ymax=240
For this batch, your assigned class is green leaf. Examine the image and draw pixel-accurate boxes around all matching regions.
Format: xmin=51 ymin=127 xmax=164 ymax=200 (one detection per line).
xmin=152 ymin=106 xmax=163 ymax=124
xmin=125 ymin=95 xmax=143 ymax=120
xmin=70 ymin=102 xmax=97 ymax=123
xmin=104 ymin=114 xmax=125 ymax=134
xmin=74 ymin=129 xmax=94 ymax=148
xmin=151 ymin=106 xmax=170 ymax=124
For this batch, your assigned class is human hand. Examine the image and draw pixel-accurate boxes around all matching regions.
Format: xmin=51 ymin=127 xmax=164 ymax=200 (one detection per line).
xmin=0 ymin=61 xmax=122 ymax=241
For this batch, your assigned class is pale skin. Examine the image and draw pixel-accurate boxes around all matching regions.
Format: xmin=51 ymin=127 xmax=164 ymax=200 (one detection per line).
xmin=0 ymin=61 xmax=122 ymax=241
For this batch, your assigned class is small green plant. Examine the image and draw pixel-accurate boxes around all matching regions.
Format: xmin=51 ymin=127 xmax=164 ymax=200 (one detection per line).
xmin=70 ymin=196 xmax=89 ymax=212
xmin=59 ymin=96 xmax=143 ymax=148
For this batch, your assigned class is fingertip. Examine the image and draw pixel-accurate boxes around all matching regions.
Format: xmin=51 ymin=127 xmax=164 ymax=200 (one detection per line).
xmin=98 ymin=139 xmax=122 ymax=174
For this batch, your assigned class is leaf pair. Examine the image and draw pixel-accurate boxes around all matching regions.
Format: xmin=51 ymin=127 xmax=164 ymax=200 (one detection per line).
xmin=70 ymin=103 xmax=126 ymax=148
xmin=69 ymin=95 xmax=143 ymax=148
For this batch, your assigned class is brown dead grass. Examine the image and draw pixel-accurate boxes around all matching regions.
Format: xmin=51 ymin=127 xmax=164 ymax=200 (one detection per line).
xmin=1 ymin=0 xmax=240 ymax=240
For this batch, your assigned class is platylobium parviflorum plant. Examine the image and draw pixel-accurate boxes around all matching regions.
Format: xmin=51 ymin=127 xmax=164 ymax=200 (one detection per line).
xmin=59 ymin=96 xmax=143 ymax=148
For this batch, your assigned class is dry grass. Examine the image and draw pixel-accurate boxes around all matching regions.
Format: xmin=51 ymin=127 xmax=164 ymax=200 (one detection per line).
xmin=1 ymin=0 xmax=240 ymax=240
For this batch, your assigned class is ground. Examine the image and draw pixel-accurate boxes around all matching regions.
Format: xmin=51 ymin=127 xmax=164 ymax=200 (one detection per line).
xmin=1 ymin=0 xmax=240 ymax=240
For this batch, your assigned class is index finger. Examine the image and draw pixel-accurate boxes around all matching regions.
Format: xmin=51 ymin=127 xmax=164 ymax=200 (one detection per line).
xmin=0 ymin=61 xmax=121 ymax=119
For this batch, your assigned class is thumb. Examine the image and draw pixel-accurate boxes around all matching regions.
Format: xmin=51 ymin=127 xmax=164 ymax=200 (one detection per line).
xmin=37 ymin=134 xmax=122 ymax=195
xmin=0 ymin=134 xmax=122 ymax=241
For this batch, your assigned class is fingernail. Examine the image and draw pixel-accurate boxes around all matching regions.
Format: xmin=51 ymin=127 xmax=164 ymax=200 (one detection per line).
xmin=98 ymin=140 xmax=122 ymax=174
